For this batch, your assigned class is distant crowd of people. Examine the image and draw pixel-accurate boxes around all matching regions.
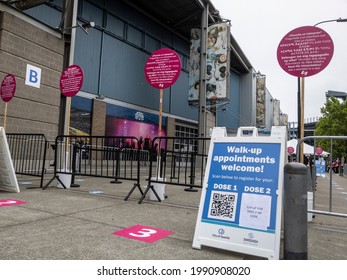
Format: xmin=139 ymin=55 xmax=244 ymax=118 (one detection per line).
xmin=292 ymin=155 xmax=345 ymax=175
xmin=327 ymin=158 xmax=342 ymax=174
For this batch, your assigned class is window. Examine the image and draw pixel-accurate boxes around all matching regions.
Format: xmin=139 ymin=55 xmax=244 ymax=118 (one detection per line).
xmin=174 ymin=124 xmax=198 ymax=152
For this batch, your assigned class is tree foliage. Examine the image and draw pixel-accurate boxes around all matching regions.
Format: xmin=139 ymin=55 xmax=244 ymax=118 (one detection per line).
xmin=314 ymin=97 xmax=347 ymax=158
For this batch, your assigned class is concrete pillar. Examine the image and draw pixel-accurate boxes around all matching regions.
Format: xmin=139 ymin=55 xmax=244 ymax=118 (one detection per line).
xmin=91 ymin=98 xmax=106 ymax=136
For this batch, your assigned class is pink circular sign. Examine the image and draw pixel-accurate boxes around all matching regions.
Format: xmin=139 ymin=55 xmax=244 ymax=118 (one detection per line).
xmin=144 ymin=48 xmax=181 ymax=89
xmin=315 ymin=146 xmax=323 ymax=155
xmin=287 ymin=146 xmax=295 ymax=155
xmin=0 ymin=74 xmax=16 ymax=103
xmin=60 ymin=64 xmax=84 ymax=97
xmin=277 ymin=26 xmax=334 ymax=77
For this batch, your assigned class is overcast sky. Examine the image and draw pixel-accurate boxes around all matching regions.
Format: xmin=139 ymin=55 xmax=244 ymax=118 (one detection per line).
xmin=212 ymin=0 xmax=347 ymax=123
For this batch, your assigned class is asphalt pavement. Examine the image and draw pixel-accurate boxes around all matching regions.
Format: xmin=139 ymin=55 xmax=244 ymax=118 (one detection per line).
xmin=0 ymin=171 xmax=346 ymax=260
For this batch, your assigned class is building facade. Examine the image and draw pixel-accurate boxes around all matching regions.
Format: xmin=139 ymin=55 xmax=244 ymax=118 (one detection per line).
xmin=0 ymin=0 xmax=286 ymax=144
xmin=0 ymin=5 xmax=64 ymax=140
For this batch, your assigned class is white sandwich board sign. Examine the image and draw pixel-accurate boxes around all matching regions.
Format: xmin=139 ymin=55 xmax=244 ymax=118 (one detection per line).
xmin=193 ymin=126 xmax=286 ymax=260
xmin=0 ymin=127 xmax=19 ymax=193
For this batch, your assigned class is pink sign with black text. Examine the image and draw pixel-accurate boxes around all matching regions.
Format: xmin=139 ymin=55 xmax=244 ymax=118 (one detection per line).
xmin=0 ymin=74 xmax=16 ymax=102
xmin=144 ymin=48 xmax=181 ymax=89
xmin=277 ymin=26 xmax=334 ymax=77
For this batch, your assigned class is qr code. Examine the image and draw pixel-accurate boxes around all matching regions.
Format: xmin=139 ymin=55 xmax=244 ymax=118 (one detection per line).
xmin=207 ymin=191 xmax=238 ymax=222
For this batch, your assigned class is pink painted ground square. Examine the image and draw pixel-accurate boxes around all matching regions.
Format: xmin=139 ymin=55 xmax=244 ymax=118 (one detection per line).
xmin=112 ymin=224 xmax=174 ymax=243
xmin=0 ymin=199 xmax=27 ymax=207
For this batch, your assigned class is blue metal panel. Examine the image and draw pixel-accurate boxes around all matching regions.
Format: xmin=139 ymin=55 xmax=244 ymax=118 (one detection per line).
xmin=173 ymin=34 xmax=190 ymax=56
xmin=52 ymin=0 xmax=63 ymax=8
xmin=217 ymin=72 xmax=241 ymax=129
xmin=177 ymin=52 xmax=188 ymax=71
xmin=71 ymin=95 xmax=93 ymax=111
xmin=170 ymin=74 xmax=198 ymax=120
xmin=127 ymin=25 xmax=143 ymax=47
xmin=145 ymin=34 xmax=160 ymax=53
xmin=239 ymin=72 xmax=256 ymax=126
xmin=74 ymin=28 xmax=102 ymax=94
xmin=24 ymin=4 xmax=61 ymax=28
xmin=104 ymin=0 xmax=172 ymax=45
xmin=99 ymin=33 xmax=196 ymax=119
xmin=81 ymin=1 xmax=103 ymax=27
xmin=107 ymin=14 xmax=125 ymax=37
xmin=26 ymin=0 xmax=196 ymax=122
xmin=105 ymin=103 xmax=166 ymax=126
xmin=100 ymin=34 xmax=162 ymax=110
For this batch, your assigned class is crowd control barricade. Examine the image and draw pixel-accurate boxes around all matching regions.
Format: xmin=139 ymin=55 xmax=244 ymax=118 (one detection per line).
xmin=6 ymin=133 xmax=48 ymax=188
xmin=43 ymin=135 xmax=144 ymax=199
xmin=298 ymin=135 xmax=347 ymax=219
xmin=134 ymin=136 xmax=210 ymax=204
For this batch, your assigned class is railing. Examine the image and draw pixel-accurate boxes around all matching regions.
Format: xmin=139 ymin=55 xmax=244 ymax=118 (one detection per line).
xmin=135 ymin=136 xmax=210 ymax=203
xmin=43 ymin=135 xmax=147 ymax=199
xmin=298 ymin=136 xmax=347 ymax=218
xmin=6 ymin=133 xmax=212 ymax=204
xmin=6 ymin=133 xmax=48 ymax=188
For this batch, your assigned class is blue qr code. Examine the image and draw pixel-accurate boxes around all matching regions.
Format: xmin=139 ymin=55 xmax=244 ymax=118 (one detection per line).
xmin=208 ymin=191 xmax=237 ymax=222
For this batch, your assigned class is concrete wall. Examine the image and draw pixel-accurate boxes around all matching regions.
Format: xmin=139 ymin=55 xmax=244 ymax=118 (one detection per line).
xmin=0 ymin=11 xmax=64 ymax=140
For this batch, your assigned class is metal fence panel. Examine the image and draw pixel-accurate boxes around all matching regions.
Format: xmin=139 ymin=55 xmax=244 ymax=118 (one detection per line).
xmin=43 ymin=135 xmax=146 ymax=199
xmin=299 ymin=136 xmax=347 ymax=218
xmin=6 ymin=133 xmax=48 ymax=188
xmin=136 ymin=136 xmax=210 ymax=203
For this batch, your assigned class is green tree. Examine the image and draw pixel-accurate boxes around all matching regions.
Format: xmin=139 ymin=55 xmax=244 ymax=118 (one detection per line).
xmin=314 ymin=96 xmax=347 ymax=159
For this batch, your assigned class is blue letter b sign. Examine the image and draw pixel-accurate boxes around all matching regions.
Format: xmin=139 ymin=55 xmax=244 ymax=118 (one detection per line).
xmin=25 ymin=64 xmax=41 ymax=88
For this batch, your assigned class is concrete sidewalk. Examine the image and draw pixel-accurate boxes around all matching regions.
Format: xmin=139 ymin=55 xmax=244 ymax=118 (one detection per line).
xmin=0 ymin=173 xmax=346 ymax=260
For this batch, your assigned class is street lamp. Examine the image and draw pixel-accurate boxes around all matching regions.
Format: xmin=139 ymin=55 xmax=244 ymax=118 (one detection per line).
xmin=60 ymin=21 xmax=96 ymax=35
xmin=314 ymin=17 xmax=347 ymax=27
xmin=326 ymin=90 xmax=347 ymax=101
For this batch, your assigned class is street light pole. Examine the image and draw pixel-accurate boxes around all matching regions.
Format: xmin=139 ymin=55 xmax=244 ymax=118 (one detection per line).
xmin=297 ymin=17 xmax=347 ymax=162
xmin=314 ymin=17 xmax=347 ymax=27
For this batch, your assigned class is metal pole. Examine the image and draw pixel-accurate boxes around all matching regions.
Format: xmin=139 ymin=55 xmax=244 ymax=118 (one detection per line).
xmin=300 ymin=77 xmax=305 ymax=163
xmin=70 ymin=143 xmax=80 ymax=187
xmin=284 ymin=162 xmax=308 ymax=260
xmin=59 ymin=0 xmax=78 ymax=136
xmin=198 ymin=3 xmax=208 ymax=140
xmin=329 ymin=139 xmax=333 ymax=212
xmin=297 ymin=77 xmax=301 ymax=143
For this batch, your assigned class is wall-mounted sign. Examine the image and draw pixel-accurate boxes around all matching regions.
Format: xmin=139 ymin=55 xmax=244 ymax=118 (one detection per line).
xmin=60 ymin=64 xmax=84 ymax=97
xmin=25 ymin=64 xmax=41 ymax=88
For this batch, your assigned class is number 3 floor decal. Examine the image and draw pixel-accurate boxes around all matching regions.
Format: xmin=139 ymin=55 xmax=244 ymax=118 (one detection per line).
xmin=112 ymin=224 xmax=174 ymax=243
